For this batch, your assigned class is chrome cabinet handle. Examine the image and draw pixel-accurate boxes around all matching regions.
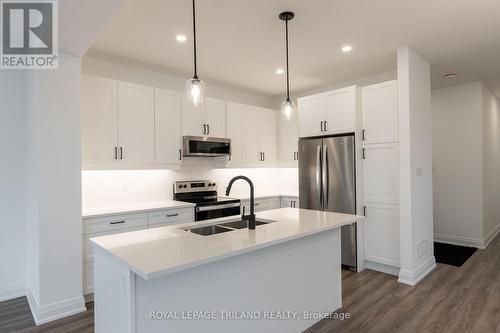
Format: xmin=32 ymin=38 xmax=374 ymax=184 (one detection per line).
xmin=178 ymin=149 xmax=182 ymax=161
xmin=324 ymin=121 xmax=328 ymax=132
xmin=203 ymin=124 xmax=206 ymax=135
xmin=109 ymin=220 xmax=125 ymax=225
xmin=114 ymin=147 xmax=118 ymax=160
xmin=207 ymin=124 xmax=210 ymax=135
xmin=320 ymin=121 xmax=324 ymax=132
xmin=262 ymin=152 xmax=265 ymax=161
xmin=119 ymin=147 xmax=123 ymax=160
xmin=166 ymin=213 xmax=179 ymax=218
xmin=362 ymin=129 xmax=366 ymax=141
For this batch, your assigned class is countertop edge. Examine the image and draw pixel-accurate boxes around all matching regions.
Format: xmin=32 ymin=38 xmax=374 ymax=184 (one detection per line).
xmin=91 ymin=213 xmax=363 ymax=280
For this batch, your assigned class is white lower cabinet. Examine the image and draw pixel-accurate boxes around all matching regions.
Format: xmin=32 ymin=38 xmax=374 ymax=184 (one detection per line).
xmin=363 ymin=204 xmax=400 ymax=268
xmin=281 ymin=196 xmax=299 ymax=208
xmin=82 ymin=207 xmax=194 ymax=295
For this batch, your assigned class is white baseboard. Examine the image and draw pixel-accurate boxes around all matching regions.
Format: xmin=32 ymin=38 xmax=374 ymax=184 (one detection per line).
xmin=398 ymin=256 xmax=436 ymax=286
xmin=26 ymin=289 xmax=87 ymax=326
xmin=434 ymin=233 xmax=483 ymax=249
xmin=435 ymin=222 xmax=500 ymax=250
xmin=483 ymin=222 xmax=500 ymax=249
xmin=364 ymin=260 xmax=400 ymax=276
xmin=0 ymin=283 xmax=25 ymax=302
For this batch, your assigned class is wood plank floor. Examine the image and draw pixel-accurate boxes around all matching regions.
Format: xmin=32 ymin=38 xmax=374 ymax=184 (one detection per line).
xmin=1 ymin=234 xmax=498 ymax=333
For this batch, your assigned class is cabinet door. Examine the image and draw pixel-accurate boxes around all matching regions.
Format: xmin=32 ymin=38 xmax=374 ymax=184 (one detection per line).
xmin=259 ymin=108 xmax=278 ymax=164
xmin=268 ymin=197 xmax=281 ymax=210
xmin=279 ymin=108 xmax=298 ymax=164
xmin=362 ymin=80 xmax=398 ymax=144
xmin=181 ymin=95 xmax=205 ymax=136
xmin=362 ymin=143 xmax=399 ymax=204
xmin=226 ymin=102 xmax=245 ymax=165
xmin=244 ymin=105 xmax=262 ymax=163
xmin=204 ymin=98 xmax=226 ymax=137
xmin=155 ymin=88 xmax=182 ymax=164
xmin=325 ymin=86 xmax=356 ymax=134
xmin=81 ymin=75 xmax=118 ymax=166
xmin=298 ymin=94 xmax=325 ymax=137
xmin=364 ymin=204 xmax=400 ymax=267
xmin=117 ymin=81 xmax=155 ymax=164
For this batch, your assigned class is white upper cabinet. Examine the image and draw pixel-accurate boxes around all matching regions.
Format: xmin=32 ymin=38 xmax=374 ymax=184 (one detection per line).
xmin=325 ymin=86 xmax=357 ymax=135
xmin=117 ymin=81 xmax=155 ymax=165
xmin=278 ymin=108 xmax=299 ymax=165
xmin=81 ymin=75 xmax=118 ymax=167
xmin=226 ymin=102 xmax=245 ymax=165
xmin=244 ymin=105 xmax=261 ymax=163
xmin=298 ymin=86 xmax=357 ymax=138
xmin=181 ymin=95 xmax=205 ymax=136
xmin=298 ymin=94 xmax=325 ymax=138
xmin=362 ymin=143 xmax=399 ymax=204
xmin=154 ymin=88 xmax=182 ymax=165
xmin=204 ymin=98 xmax=226 ymax=137
xmin=259 ymin=108 xmax=278 ymax=164
xmin=243 ymin=106 xmax=278 ymax=165
xmin=181 ymin=96 xmax=226 ymax=137
xmin=361 ymin=80 xmax=398 ymax=144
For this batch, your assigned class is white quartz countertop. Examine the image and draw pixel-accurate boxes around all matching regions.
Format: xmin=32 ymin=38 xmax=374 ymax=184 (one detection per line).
xmin=82 ymin=201 xmax=195 ymax=218
xmin=90 ymin=208 xmax=363 ymax=280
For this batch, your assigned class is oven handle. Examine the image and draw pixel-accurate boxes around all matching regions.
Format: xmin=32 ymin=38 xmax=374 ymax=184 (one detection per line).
xmin=196 ymin=202 xmax=241 ymax=212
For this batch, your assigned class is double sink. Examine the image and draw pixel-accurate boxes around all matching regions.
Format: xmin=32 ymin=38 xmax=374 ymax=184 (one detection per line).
xmin=182 ymin=219 xmax=275 ymax=236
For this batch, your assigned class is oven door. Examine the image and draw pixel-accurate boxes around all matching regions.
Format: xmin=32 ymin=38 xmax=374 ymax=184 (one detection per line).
xmin=195 ymin=202 xmax=241 ymax=221
xmin=183 ymin=136 xmax=231 ymax=157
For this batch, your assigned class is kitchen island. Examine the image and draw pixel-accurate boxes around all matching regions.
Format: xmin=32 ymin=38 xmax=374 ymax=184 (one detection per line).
xmin=91 ymin=208 xmax=363 ymax=333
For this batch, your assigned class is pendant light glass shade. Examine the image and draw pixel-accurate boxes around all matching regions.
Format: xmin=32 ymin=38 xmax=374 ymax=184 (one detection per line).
xmin=186 ymin=77 xmax=205 ymax=107
xmin=281 ymin=98 xmax=295 ymax=122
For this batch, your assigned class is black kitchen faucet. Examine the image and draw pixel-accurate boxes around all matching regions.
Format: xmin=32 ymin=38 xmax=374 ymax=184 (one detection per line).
xmin=225 ymin=176 xmax=256 ymax=230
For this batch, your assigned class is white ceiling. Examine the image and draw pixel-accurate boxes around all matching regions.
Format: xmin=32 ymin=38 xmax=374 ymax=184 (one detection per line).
xmin=88 ymin=0 xmax=500 ymax=98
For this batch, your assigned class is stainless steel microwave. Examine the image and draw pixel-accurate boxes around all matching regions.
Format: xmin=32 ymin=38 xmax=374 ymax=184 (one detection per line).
xmin=182 ymin=136 xmax=231 ymax=157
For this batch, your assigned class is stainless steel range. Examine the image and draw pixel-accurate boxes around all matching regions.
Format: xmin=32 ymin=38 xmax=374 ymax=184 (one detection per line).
xmin=173 ymin=180 xmax=241 ymax=221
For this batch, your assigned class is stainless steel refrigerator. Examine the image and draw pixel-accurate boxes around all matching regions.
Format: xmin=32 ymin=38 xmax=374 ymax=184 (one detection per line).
xmin=298 ymin=134 xmax=357 ymax=270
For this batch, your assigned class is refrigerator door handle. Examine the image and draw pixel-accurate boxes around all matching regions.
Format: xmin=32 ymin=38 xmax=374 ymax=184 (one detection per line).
xmin=323 ymin=144 xmax=329 ymax=208
xmin=316 ymin=144 xmax=323 ymax=208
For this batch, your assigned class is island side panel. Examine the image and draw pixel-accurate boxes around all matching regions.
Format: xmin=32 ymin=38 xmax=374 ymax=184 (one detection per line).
xmin=135 ymin=228 xmax=342 ymax=333
xmin=94 ymin=246 xmax=136 ymax=333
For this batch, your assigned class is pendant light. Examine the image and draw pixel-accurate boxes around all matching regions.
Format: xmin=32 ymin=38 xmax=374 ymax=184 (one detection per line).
xmin=279 ymin=11 xmax=295 ymax=122
xmin=186 ymin=0 xmax=204 ymax=107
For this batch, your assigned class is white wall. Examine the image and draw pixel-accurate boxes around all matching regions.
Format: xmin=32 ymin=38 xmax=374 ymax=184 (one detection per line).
xmin=481 ymin=84 xmax=500 ymax=241
xmin=0 ymin=71 xmax=28 ymax=301
xmin=81 ymin=56 xmax=276 ymax=109
xmin=397 ymin=47 xmax=435 ymax=286
xmin=25 ymin=54 xmax=86 ymax=324
xmin=82 ymin=164 xmax=298 ymax=210
xmin=431 ymin=82 xmax=484 ymax=241
xmin=431 ymin=81 xmax=500 ymax=248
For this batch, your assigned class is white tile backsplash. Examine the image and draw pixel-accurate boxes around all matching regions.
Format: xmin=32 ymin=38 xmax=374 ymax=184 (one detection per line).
xmin=82 ymin=167 xmax=298 ymax=211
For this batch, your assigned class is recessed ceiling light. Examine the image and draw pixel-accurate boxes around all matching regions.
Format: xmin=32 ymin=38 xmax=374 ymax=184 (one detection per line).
xmin=443 ymin=73 xmax=457 ymax=79
xmin=176 ymin=34 xmax=187 ymax=42
xmin=276 ymin=68 xmax=284 ymax=75
xmin=341 ymin=45 xmax=352 ymax=53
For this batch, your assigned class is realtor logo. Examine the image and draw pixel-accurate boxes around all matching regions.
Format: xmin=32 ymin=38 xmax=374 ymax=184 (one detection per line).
xmin=1 ymin=0 xmax=58 ymax=69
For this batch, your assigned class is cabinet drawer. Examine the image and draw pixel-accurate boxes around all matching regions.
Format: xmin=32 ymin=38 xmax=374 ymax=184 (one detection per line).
xmin=241 ymin=198 xmax=269 ymax=213
xmin=148 ymin=208 xmax=194 ymax=227
xmin=83 ymin=212 xmax=148 ymax=235
xmin=268 ymin=197 xmax=281 ymax=210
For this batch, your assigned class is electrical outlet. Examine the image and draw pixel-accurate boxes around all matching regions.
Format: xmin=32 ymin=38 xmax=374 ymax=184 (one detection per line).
xmin=416 ymin=167 xmax=423 ymax=177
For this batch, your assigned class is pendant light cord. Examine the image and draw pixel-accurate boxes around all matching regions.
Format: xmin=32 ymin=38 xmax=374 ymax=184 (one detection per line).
xmin=285 ymin=18 xmax=290 ymax=100
xmin=192 ymin=0 xmax=198 ymax=79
